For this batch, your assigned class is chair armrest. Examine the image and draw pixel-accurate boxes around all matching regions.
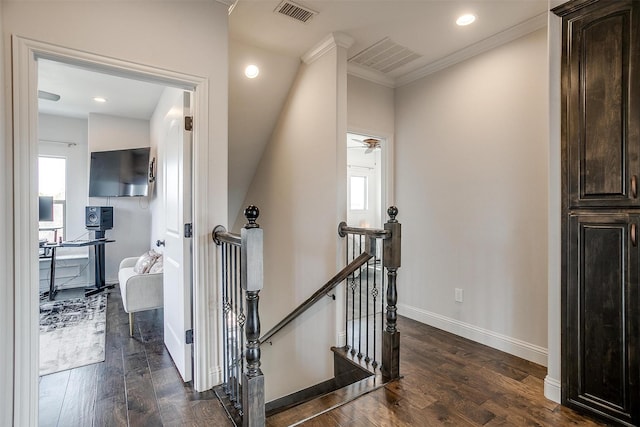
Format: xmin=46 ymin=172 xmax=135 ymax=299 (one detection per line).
xmin=122 ymin=272 xmax=164 ymax=312
xmin=119 ymin=257 xmax=139 ymax=270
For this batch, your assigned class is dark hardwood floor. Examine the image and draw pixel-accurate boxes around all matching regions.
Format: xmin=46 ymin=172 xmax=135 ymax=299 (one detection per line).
xmin=38 ymin=286 xmax=230 ymax=427
xmin=290 ymin=317 xmax=610 ymax=427
xmin=40 ymin=288 xmax=609 ymax=426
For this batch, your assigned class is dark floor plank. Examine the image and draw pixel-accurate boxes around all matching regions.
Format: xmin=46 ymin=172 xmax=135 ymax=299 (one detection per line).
xmin=57 ymin=363 xmax=98 ymax=427
xmin=38 ymin=370 xmax=70 ymax=427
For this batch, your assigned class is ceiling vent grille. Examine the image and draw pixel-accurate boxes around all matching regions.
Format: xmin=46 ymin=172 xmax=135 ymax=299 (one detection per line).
xmin=349 ymin=37 xmax=422 ymax=74
xmin=274 ymin=0 xmax=317 ymax=23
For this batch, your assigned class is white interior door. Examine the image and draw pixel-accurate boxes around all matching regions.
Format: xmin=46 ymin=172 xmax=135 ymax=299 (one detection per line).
xmin=163 ymin=91 xmax=193 ymax=382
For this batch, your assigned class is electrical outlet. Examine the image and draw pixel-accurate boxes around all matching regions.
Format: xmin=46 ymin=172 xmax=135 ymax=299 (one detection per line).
xmin=455 ymin=288 xmax=463 ymax=303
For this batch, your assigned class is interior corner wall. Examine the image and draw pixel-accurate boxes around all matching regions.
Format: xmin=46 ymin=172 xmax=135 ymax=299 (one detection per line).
xmin=395 ymin=28 xmax=549 ymax=365
xmin=239 ymin=47 xmax=342 ymax=401
xmin=88 ymin=113 xmax=152 ymax=283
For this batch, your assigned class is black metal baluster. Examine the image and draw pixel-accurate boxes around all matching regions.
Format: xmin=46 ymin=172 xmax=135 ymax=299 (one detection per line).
xmin=365 ymin=251 xmax=370 ymax=363
xmin=239 ymin=286 xmax=246 ymax=414
xmin=233 ymin=245 xmax=241 ymax=409
xmin=350 ymin=234 xmax=356 ymax=356
xmin=372 ymin=247 xmax=379 ymax=369
xmin=345 ymin=235 xmax=349 ymax=350
xmin=358 ymin=234 xmax=363 ymax=359
xmin=222 ymin=243 xmax=229 ymax=393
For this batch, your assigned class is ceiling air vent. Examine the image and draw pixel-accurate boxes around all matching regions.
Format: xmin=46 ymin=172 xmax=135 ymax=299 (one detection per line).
xmin=274 ymin=0 xmax=317 ymax=23
xmin=349 ymin=37 xmax=421 ymax=74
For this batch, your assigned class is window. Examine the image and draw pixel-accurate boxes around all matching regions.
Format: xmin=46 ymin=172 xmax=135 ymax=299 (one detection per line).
xmin=349 ymin=175 xmax=368 ymax=210
xmin=39 ymin=156 xmax=66 ymax=242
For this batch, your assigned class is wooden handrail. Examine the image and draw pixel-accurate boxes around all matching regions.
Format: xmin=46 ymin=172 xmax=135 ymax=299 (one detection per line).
xmin=338 ymin=221 xmax=391 ymax=239
xmin=212 ymin=225 xmax=242 ymax=246
xmin=260 ymin=251 xmax=372 ymax=344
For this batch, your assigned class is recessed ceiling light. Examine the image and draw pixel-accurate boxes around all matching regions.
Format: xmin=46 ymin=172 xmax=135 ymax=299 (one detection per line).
xmin=245 ymin=65 xmax=259 ymax=79
xmin=456 ymin=14 xmax=476 ymax=26
xmin=93 ymin=96 xmax=107 ymax=103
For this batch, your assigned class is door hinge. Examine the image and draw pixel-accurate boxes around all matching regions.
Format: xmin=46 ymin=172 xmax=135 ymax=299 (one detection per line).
xmin=184 ymin=223 xmax=193 ymax=238
xmin=186 ymin=329 xmax=193 ymax=344
xmin=185 ymin=116 xmax=193 ymax=131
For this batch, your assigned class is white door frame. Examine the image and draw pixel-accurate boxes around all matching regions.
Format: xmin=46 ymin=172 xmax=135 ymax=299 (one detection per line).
xmin=11 ymin=35 xmax=213 ymax=426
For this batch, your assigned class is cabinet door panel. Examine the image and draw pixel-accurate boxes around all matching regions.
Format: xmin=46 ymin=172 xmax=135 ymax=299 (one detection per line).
xmin=565 ymin=1 xmax=640 ymax=208
xmin=567 ymin=214 xmax=639 ymax=425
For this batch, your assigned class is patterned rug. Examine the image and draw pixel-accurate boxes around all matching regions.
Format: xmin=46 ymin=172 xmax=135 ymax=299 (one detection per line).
xmin=39 ymin=293 xmax=107 ymax=376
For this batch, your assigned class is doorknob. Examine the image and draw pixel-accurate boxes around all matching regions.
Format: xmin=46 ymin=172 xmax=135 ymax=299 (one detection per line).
xmin=156 ymin=240 xmax=165 ymax=247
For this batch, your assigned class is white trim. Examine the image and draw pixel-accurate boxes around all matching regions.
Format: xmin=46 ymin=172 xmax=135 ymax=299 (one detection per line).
xmin=394 ymin=13 xmax=547 ymax=87
xmin=347 ymin=63 xmax=395 ymax=89
xmin=544 ymin=375 xmax=561 ymax=403
xmin=302 ymin=32 xmax=354 ymax=65
xmin=398 ymin=303 xmax=548 ymax=366
xmin=12 ymin=36 xmax=213 ymax=425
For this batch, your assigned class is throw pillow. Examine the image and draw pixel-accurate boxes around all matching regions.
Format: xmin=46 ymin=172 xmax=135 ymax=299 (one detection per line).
xmin=133 ymin=250 xmax=160 ymax=274
xmin=149 ymin=255 xmax=163 ymax=274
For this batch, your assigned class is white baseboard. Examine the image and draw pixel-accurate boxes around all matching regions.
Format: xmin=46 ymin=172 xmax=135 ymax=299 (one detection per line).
xmin=398 ymin=303 xmax=548 ymax=366
xmin=544 ymin=375 xmax=561 ymax=403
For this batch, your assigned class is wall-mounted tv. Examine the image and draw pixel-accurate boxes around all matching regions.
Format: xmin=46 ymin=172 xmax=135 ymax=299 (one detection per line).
xmin=89 ymin=148 xmax=150 ymax=197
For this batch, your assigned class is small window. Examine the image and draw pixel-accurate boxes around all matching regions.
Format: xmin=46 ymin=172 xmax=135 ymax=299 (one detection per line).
xmin=39 ymin=156 xmax=66 ymax=241
xmin=350 ymin=175 xmax=368 ymax=210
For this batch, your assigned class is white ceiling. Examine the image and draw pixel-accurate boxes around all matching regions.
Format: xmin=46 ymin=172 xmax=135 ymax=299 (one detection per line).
xmin=36 ymin=0 xmax=550 ymax=222
xmin=38 ymin=59 xmax=166 ymax=120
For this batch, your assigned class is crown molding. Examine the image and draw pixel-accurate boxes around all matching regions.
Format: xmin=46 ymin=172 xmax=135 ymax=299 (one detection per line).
xmin=395 ymin=12 xmax=548 ymax=87
xmin=215 ymin=0 xmax=235 ymax=7
xmin=302 ymin=32 xmax=355 ymax=65
xmin=347 ymin=63 xmax=396 ymax=88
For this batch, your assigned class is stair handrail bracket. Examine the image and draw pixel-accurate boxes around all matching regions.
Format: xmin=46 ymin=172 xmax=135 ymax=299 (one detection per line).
xmin=212 ymin=205 xmax=265 ymax=427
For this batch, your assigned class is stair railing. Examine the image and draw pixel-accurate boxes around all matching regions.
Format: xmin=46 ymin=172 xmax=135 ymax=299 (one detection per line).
xmin=212 ymin=206 xmax=265 ymax=427
xmin=338 ymin=206 xmax=401 ymax=379
xmin=260 ymin=206 xmax=401 ymax=381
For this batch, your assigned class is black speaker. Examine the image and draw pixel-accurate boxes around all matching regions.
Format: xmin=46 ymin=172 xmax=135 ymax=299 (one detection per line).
xmin=85 ymin=206 xmax=113 ymax=230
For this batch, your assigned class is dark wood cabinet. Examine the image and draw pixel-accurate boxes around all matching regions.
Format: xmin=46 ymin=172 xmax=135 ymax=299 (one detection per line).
xmin=559 ymin=0 xmax=640 ymax=209
xmin=567 ymin=214 xmax=639 ymax=425
xmin=554 ymin=0 xmax=640 ymax=425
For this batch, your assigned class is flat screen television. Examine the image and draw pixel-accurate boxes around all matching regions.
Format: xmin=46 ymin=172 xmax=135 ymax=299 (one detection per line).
xmin=39 ymin=196 xmax=54 ymax=221
xmin=89 ymin=148 xmax=150 ymax=197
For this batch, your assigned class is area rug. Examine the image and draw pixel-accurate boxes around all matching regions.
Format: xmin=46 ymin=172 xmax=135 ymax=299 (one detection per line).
xmin=39 ymin=293 xmax=107 ymax=376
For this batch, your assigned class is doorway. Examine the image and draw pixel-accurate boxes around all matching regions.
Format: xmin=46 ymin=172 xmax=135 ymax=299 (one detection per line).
xmin=346 ymin=132 xmax=386 ymax=228
xmin=12 ymin=36 xmax=213 ymax=423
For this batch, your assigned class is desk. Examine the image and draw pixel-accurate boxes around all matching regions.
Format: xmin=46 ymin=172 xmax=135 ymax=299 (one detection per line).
xmin=41 ymin=239 xmax=115 ymax=301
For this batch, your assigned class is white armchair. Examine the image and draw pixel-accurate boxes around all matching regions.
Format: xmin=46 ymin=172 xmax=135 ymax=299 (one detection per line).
xmin=118 ymin=257 xmax=163 ymax=336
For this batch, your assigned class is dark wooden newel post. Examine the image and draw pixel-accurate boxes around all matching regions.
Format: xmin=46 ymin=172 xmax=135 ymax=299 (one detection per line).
xmin=382 ymin=206 xmax=401 ymax=380
xmin=241 ymin=206 xmax=265 ymax=427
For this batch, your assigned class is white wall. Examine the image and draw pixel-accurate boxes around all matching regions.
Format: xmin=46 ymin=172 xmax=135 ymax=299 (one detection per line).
xmin=0 ymin=3 xmax=12 ymax=426
xmin=2 ymin=3 xmax=228 ymax=421
xmin=88 ymin=113 xmax=152 ymax=283
xmin=239 ymin=39 xmax=347 ymax=401
xmin=395 ymin=28 xmax=549 ymax=364
xmin=229 ymin=39 xmax=300 ymax=227
xmin=347 ymin=75 xmax=395 ymax=137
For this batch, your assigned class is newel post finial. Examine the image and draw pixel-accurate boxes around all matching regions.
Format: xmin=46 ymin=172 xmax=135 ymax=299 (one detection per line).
xmin=244 ymin=205 xmax=260 ymax=229
xmin=387 ymin=206 xmax=398 ymax=223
